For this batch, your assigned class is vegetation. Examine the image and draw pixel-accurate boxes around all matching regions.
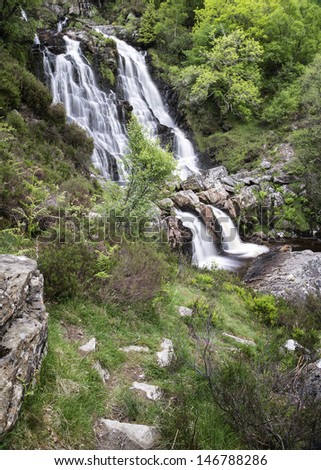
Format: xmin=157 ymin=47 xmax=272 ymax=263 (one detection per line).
xmin=1 ymin=0 xmax=321 ymax=453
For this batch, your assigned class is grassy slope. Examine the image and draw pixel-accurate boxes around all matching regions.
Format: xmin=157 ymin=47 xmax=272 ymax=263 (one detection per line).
xmin=1 ymin=261 xmax=275 ymax=450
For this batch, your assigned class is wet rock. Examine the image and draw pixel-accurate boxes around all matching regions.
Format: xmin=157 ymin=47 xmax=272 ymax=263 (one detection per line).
xmin=95 ymin=419 xmax=161 ymax=450
xmin=172 ymin=190 xmax=201 ymax=212
xmin=156 ymin=338 xmax=175 ymax=368
xmin=164 ymin=216 xmax=193 ymax=258
xmin=0 ymin=255 xmax=48 ymax=435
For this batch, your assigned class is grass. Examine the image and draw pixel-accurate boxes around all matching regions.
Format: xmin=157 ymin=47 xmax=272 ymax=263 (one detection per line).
xmin=1 ymin=263 xmax=258 ymax=450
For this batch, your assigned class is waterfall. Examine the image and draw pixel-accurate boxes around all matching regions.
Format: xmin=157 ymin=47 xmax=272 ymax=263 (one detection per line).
xmin=57 ymin=17 xmax=68 ymax=33
xmin=211 ymin=206 xmax=269 ymax=258
xmin=20 ymin=8 xmax=28 ymax=21
xmin=98 ymin=30 xmax=200 ymax=180
xmin=175 ymin=209 xmax=242 ymax=270
xmin=33 ymin=34 xmax=40 ymax=47
xmin=43 ymin=36 xmax=128 ymax=180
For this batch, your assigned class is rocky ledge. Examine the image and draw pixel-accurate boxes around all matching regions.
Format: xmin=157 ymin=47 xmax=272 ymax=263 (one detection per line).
xmin=244 ymin=249 xmax=321 ymax=302
xmin=0 ymin=255 xmax=48 ymax=435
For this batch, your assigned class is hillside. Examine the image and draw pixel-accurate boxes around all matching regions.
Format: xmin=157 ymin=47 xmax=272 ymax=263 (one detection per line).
xmin=1 ymin=0 xmax=321 ymax=451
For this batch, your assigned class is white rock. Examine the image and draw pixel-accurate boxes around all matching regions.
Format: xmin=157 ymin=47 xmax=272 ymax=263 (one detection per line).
xmin=315 ymin=359 xmax=321 ymax=369
xmin=79 ymin=337 xmax=96 ymax=354
xmin=178 ymin=306 xmax=194 ymax=317
xmin=156 ymin=338 xmax=175 ymax=368
xmin=119 ymin=346 xmax=150 ymax=353
xmin=131 ymin=382 xmax=162 ymax=401
xmin=222 ymin=333 xmax=255 ymax=347
xmin=95 ymin=419 xmax=161 ymax=450
xmin=93 ymin=361 xmax=110 ymax=384
xmin=283 ymin=339 xmax=300 ymax=352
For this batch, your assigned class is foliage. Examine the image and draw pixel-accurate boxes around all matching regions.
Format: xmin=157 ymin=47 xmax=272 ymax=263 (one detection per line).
xmin=123 ymin=116 xmax=177 ymax=218
xmin=182 ymin=29 xmax=263 ymax=119
xmin=97 ymin=241 xmax=170 ymax=305
xmin=202 ymin=351 xmax=321 ymax=449
xmin=38 ymin=243 xmax=97 ymax=302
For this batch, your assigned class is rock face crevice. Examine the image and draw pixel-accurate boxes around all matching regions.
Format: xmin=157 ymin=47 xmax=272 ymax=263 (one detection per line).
xmin=0 ymin=255 xmax=48 ymax=435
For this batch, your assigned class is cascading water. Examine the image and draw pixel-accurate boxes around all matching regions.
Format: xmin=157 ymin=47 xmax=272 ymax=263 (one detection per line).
xmin=43 ymin=36 xmax=128 ymax=180
xmin=175 ymin=209 xmax=242 ymax=271
xmin=33 ymin=34 xmax=40 ymax=47
xmin=57 ymin=17 xmax=68 ymax=33
xmin=210 ymin=207 xmax=269 ymax=258
xmin=42 ymin=27 xmax=268 ymax=270
xmin=98 ymin=30 xmax=200 ymax=180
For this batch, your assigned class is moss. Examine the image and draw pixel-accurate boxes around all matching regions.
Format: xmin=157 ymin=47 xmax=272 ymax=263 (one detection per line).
xmin=99 ymin=63 xmax=116 ymax=87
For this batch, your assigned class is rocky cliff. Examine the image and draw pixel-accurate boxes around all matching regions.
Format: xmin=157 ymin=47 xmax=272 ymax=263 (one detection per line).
xmin=0 ymin=255 xmax=48 ymax=435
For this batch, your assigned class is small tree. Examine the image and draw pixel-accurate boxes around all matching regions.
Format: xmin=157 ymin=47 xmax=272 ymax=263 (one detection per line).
xmin=123 ymin=116 xmax=177 ymax=216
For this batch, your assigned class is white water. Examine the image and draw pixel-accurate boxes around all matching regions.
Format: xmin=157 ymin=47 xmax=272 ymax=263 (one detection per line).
xmin=21 ymin=8 xmax=28 ymax=21
xmin=57 ymin=17 xmax=68 ymax=33
xmin=175 ymin=209 xmax=242 ymax=270
xmin=33 ymin=34 xmax=40 ymax=46
xmin=43 ymin=36 xmax=128 ymax=180
xmin=98 ymin=30 xmax=200 ymax=180
xmin=211 ymin=206 xmax=269 ymax=258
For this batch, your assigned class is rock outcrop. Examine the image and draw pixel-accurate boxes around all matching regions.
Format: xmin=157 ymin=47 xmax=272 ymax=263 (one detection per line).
xmin=0 ymin=255 xmax=48 ymax=435
xmin=244 ymin=250 xmax=321 ymax=302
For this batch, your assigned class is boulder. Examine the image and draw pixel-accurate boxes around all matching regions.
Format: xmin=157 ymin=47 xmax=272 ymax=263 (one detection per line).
xmin=164 ymin=216 xmax=193 ymax=257
xmin=172 ymin=190 xmax=200 ymax=212
xmin=95 ymin=419 xmax=161 ymax=450
xmin=244 ymin=250 xmax=321 ymax=302
xmin=0 ymin=255 xmax=48 ymax=435
xmin=202 ymin=166 xmax=229 ymax=189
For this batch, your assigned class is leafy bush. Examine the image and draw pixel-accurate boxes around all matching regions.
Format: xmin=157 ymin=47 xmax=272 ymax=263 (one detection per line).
xmin=98 ymin=241 xmax=170 ymax=304
xmin=20 ymin=70 xmax=52 ymax=117
xmin=6 ymin=110 xmax=27 ymax=134
xmin=47 ymin=103 xmax=66 ymax=129
xmin=0 ymin=70 xmax=21 ymax=115
xmin=38 ymin=243 xmax=97 ymax=302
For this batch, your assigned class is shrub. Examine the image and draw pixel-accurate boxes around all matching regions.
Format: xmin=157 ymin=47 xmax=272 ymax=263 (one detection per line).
xmin=20 ymin=70 xmax=52 ymax=117
xmin=98 ymin=241 xmax=169 ymax=304
xmin=38 ymin=243 xmax=97 ymax=302
xmin=0 ymin=70 xmax=21 ymax=115
xmin=47 ymin=103 xmax=66 ymax=129
xmin=6 ymin=110 xmax=27 ymax=134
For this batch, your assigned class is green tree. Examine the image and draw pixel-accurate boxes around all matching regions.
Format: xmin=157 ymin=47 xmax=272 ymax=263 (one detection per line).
xmin=180 ymin=29 xmax=263 ymax=119
xmin=124 ymin=116 xmax=177 ymax=214
xmin=139 ymin=0 xmax=157 ymax=45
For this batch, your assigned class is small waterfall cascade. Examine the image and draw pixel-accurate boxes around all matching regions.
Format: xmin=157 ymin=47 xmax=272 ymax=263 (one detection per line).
xmin=98 ymin=30 xmax=200 ymax=180
xmin=43 ymin=35 xmax=128 ymax=180
xmin=175 ymin=209 xmax=242 ymax=270
xmin=57 ymin=17 xmax=68 ymax=33
xmin=20 ymin=8 xmax=28 ymax=21
xmin=211 ymin=207 xmax=269 ymax=258
xmin=33 ymin=34 xmax=40 ymax=47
